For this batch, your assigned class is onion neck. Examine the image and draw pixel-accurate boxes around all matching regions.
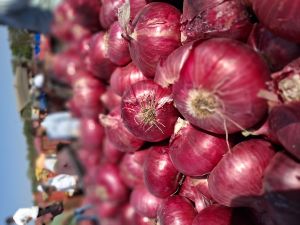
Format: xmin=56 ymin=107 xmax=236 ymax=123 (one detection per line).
xmin=278 ymin=74 xmax=300 ymax=102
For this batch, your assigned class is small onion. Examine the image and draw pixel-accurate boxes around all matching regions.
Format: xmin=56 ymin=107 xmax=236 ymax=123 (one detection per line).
xmin=99 ymin=107 xmax=144 ymax=152
xmin=110 ymin=62 xmax=148 ymax=96
xmin=192 ymin=205 xmax=232 ymax=225
xmin=157 ymin=195 xmax=197 ymax=225
xmin=102 ymin=137 xmax=124 ymax=164
xmin=173 ymin=38 xmax=270 ymax=134
xmin=100 ymin=88 xmax=122 ymax=111
xmin=97 ymin=201 xmax=123 ymax=218
xmin=144 ymin=146 xmax=181 ymax=198
xmin=130 ymin=185 xmax=164 ymax=218
xmin=120 ymin=149 xmax=149 ymax=188
xmin=107 ymin=21 xmax=131 ymax=66
xmin=134 ymin=214 xmax=156 ymax=225
xmin=78 ymin=148 xmax=101 ymax=168
xmin=269 ymin=102 xmax=300 ymax=160
xmin=121 ymin=80 xmax=179 ymax=142
xmin=120 ymin=204 xmax=136 ymax=225
xmin=80 ymin=118 xmax=104 ymax=149
xmin=126 ymin=2 xmax=181 ymax=78
xmin=99 ymin=0 xmax=125 ymax=29
xmin=208 ymin=139 xmax=276 ymax=207
xmin=169 ymin=118 xmax=228 ymax=176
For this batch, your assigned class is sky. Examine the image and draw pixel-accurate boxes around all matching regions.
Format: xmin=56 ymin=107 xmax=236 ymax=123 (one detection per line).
xmin=0 ymin=26 xmax=34 ymax=223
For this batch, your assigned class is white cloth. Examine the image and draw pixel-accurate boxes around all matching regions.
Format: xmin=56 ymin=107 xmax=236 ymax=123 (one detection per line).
xmin=44 ymin=156 xmax=57 ymax=172
xmin=47 ymin=174 xmax=78 ymax=196
xmin=41 ymin=112 xmax=80 ymax=140
xmin=33 ymin=73 xmax=45 ymax=88
xmin=13 ymin=206 xmax=39 ymax=225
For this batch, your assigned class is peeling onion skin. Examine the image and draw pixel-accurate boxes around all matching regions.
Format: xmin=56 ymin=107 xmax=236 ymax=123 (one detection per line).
xmin=208 ymin=139 xmax=276 ymax=207
xmin=121 ymin=80 xmax=180 ymax=142
xmin=144 ymin=146 xmax=181 ymax=198
xmin=249 ymin=0 xmax=300 ymax=43
xmin=263 ymin=153 xmax=300 ymax=225
xmin=192 ymin=204 xmax=232 ymax=225
xmin=157 ymin=195 xmax=197 ymax=225
xmin=173 ymin=38 xmax=270 ymax=134
xmin=169 ymin=118 xmax=228 ymax=177
xmin=127 ymin=2 xmax=181 ymax=78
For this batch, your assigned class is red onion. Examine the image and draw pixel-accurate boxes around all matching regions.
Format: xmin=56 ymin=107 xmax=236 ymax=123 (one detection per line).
xmin=66 ymin=99 xmax=81 ymax=118
xmin=96 ymin=163 xmax=129 ymax=202
xmin=157 ymin=195 xmax=197 ymax=225
xmin=180 ymin=176 xmax=215 ymax=212
xmin=134 ymin=214 xmax=156 ymax=225
xmin=97 ymin=201 xmax=123 ymax=218
xmin=103 ymin=137 xmax=124 ymax=164
xmin=80 ymin=118 xmax=104 ymax=149
xmin=271 ymin=58 xmax=300 ymax=103
xmin=192 ymin=205 xmax=232 ymax=225
xmin=130 ymin=185 xmax=164 ymax=218
xmin=126 ymin=2 xmax=181 ymax=78
xmin=169 ymin=118 xmax=228 ymax=176
xmin=110 ymin=62 xmax=148 ymax=96
xmin=120 ymin=149 xmax=149 ymax=188
xmin=208 ymin=139 xmax=275 ymax=207
xmin=121 ymin=80 xmax=179 ymax=142
xmin=173 ymin=38 xmax=270 ymax=134
xmin=154 ymin=41 xmax=194 ymax=88
xmin=99 ymin=107 xmax=144 ymax=152
xmin=250 ymin=0 xmax=300 ymax=43
xmin=72 ymin=73 xmax=106 ymax=118
xmin=248 ymin=24 xmax=300 ymax=72
xmin=107 ymin=21 xmax=131 ymax=66
xmin=100 ymin=88 xmax=122 ymax=111
xmin=88 ymin=32 xmax=117 ymax=80
xmin=144 ymin=146 xmax=181 ymax=198
xmin=78 ymin=148 xmax=102 ymax=168
xmin=99 ymin=0 xmax=125 ymax=29
xmin=269 ymin=102 xmax=300 ymax=160
xmin=263 ymin=153 xmax=300 ymax=225
xmin=120 ymin=204 xmax=136 ymax=225
xmin=181 ymin=0 xmax=253 ymax=43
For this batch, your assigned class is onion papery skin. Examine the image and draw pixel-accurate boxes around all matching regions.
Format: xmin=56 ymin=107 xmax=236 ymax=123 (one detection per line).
xmin=181 ymin=0 xmax=253 ymax=43
xmin=99 ymin=107 xmax=144 ymax=152
xmin=103 ymin=137 xmax=124 ymax=164
xmin=120 ymin=149 xmax=149 ymax=188
xmin=268 ymin=102 xmax=300 ymax=160
xmin=100 ymin=88 xmax=122 ymax=111
xmin=250 ymin=0 xmax=300 ymax=43
xmin=121 ymin=80 xmax=179 ymax=142
xmin=72 ymin=73 xmax=106 ymax=118
xmin=208 ymin=139 xmax=276 ymax=207
xmin=96 ymin=163 xmax=129 ymax=202
xmin=271 ymin=58 xmax=300 ymax=103
xmin=144 ymin=146 xmax=180 ymax=198
xmin=127 ymin=2 xmax=181 ymax=78
xmin=80 ymin=118 xmax=105 ymax=149
xmin=99 ymin=0 xmax=125 ymax=29
xmin=170 ymin=118 xmax=228 ymax=176
xmin=130 ymin=185 xmax=164 ymax=218
xmin=192 ymin=204 xmax=232 ymax=225
xmin=157 ymin=195 xmax=197 ymax=225
xmin=263 ymin=153 xmax=300 ymax=225
xmin=248 ymin=24 xmax=300 ymax=72
xmin=110 ymin=62 xmax=148 ymax=96
xmin=154 ymin=41 xmax=194 ymax=88
xmin=88 ymin=32 xmax=117 ymax=81
xmin=173 ymin=38 xmax=270 ymax=134
xmin=107 ymin=21 xmax=131 ymax=66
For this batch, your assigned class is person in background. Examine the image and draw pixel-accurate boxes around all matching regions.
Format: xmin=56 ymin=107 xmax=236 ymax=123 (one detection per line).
xmin=0 ymin=0 xmax=62 ymax=33
xmin=5 ymin=202 xmax=64 ymax=225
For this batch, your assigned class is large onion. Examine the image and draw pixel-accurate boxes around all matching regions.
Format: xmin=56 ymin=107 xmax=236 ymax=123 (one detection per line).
xmin=192 ymin=205 xmax=232 ymax=225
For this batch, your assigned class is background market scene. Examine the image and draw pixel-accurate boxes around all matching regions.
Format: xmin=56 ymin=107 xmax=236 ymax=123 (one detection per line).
xmin=0 ymin=0 xmax=299 ymax=225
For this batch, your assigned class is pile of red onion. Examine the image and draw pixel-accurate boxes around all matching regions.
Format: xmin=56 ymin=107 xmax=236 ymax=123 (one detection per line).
xmin=42 ymin=0 xmax=300 ymax=224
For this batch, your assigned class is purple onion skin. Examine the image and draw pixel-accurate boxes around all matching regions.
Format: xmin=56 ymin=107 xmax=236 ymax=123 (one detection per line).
xmin=127 ymin=2 xmax=181 ymax=78
xmin=99 ymin=0 xmax=125 ymax=29
xmin=263 ymin=153 xmax=300 ymax=225
xmin=169 ymin=119 xmax=228 ymax=176
xmin=248 ymin=24 xmax=300 ymax=72
xmin=157 ymin=196 xmax=197 ymax=225
xmin=173 ymin=38 xmax=270 ymax=134
xmin=80 ymin=118 xmax=104 ymax=149
xmin=102 ymin=137 xmax=124 ymax=164
xmin=130 ymin=185 xmax=164 ymax=218
xmin=121 ymin=80 xmax=179 ymax=142
xmin=208 ymin=139 xmax=276 ymax=207
xmin=192 ymin=205 xmax=232 ymax=225
xmin=144 ymin=146 xmax=180 ymax=198
xmin=250 ymin=0 xmax=300 ymax=43
xmin=181 ymin=0 xmax=253 ymax=43
xmin=269 ymin=102 xmax=300 ymax=160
